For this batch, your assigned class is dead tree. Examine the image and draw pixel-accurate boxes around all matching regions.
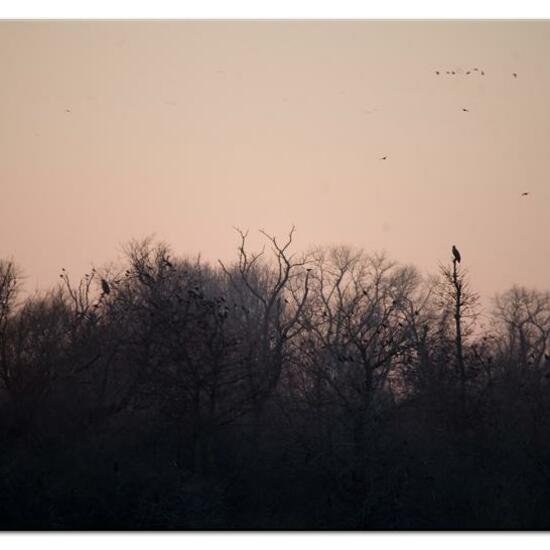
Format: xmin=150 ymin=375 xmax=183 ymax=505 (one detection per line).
xmin=438 ymin=251 xmax=478 ymax=421
xmin=219 ymin=226 xmax=310 ymax=447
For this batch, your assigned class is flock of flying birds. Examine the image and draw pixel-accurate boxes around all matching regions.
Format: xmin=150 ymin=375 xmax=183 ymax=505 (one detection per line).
xmin=378 ymin=67 xmax=529 ymax=199
xmin=435 ymin=67 xmax=519 ymax=79
xmin=436 ymin=67 xmax=486 ymax=77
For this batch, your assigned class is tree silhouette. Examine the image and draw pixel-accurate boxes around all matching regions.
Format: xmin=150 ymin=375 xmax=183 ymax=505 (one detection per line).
xmin=0 ymin=232 xmax=550 ymax=529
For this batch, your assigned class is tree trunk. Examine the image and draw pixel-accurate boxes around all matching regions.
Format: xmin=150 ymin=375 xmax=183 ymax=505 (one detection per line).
xmin=453 ymin=260 xmax=466 ymax=420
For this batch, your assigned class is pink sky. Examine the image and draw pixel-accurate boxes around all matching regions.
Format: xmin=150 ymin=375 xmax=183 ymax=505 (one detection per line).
xmin=1 ymin=21 xmax=550 ymax=303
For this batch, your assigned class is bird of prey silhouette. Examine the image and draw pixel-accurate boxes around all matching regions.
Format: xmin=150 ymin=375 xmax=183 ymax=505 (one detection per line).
xmin=101 ymin=278 xmax=111 ymax=295
xmin=521 ymin=192 xmax=529 ymax=197
xmin=452 ymin=245 xmax=461 ymax=264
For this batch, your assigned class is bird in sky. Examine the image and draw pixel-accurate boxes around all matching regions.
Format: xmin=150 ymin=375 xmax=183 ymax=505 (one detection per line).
xmin=473 ymin=68 xmax=479 ymax=71
xmin=466 ymin=71 xmax=471 ymax=75
xmin=65 ymin=109 xmax=71 ymax=113
xmin=452 ymin=245 xmax=462 ymax=264
xmin=462 ymin=108 xmax=469 ymax=112
xmin=380 ymin=156 xmax=388 ymax=160
xmin=101 ymin=278 xmax=111 ymax=295
xmin=513 ymin=72 xmax=518 ymax=78
xmin=521 ymin=192 xmax=529 ymax=197
xmin=435 ymin=71 xmax=440 ymax=75
xmin=481 ymin=71 xmax=485 ymax=76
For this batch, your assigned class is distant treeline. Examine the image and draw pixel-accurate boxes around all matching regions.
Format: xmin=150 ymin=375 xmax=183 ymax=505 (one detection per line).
xmin=0 ymin=230 xmax=549 ymax=529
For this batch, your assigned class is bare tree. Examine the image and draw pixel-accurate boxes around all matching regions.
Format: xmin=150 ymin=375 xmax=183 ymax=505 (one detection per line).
xmin=218 ymin=227 xmax=310 ymax=448
xmin=438 ymin=252 xmax=479 ymax=419
xmin=0 ymin=288 xmax=75 ymax=433
xmin=290 ymin=247 xmax=420 ymax=487
xmin=0 ymin=260 xmax=23 ymax=400
xmin=493 ymin=286 xmax=550 ymax=370
xmin=114 ymin=238 xmax=260 ymax=473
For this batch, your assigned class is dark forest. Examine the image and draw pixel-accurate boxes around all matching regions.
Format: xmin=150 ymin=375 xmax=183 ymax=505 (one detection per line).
xmin=1 ymin=229 xmax=549 ymax=529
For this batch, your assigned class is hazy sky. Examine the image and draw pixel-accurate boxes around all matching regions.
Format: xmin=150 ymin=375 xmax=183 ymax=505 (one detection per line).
xmin=1 ymin=21 xmax=550 ymax=302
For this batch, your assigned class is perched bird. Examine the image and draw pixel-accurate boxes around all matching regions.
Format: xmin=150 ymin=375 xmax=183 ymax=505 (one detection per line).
xmin=521 ymin=192 xmax=529 ymax=197
xmin=380 ymin=156 xmax=388 ymax=160
xmin=101 ymin=278 xmax=111 ymax=295
xmin=452 ymin=245 xmax=462 ymax=264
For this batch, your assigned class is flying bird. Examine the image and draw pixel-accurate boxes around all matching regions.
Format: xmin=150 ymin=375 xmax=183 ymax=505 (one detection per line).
xmin=473 ymin=68 xmax=479 ymax=71
xmin=101 ymin=278 xmax=110 ymax=295
xmin=462 ymin=108 xmax=469 ymax=112
xmin=521 ymin=192 xmax=529 ymax=197
xmin=452 ymin=245 xmax=462 ymax=264
xmin=481 ymin=71 xmax=485 ymax=76
xmin=435 ymin=71 xmax=440 ymax=75
xmin=65 ymin=109 xmax=71 ymax=113
xmin=513 ymin=72 xmax=518 ymax=78
xmin=380 ymin=156 xmax=387 ymax=160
